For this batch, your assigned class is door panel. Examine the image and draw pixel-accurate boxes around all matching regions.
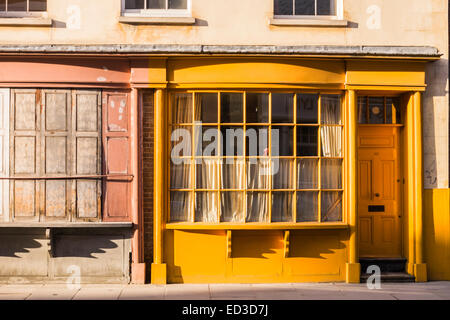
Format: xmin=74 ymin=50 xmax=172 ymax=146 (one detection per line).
xmin=358 ymin=126 xmax=402 ymax=257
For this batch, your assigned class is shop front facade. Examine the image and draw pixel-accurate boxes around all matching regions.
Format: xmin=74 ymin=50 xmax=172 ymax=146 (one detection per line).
xmin=0 ymin=0 xmax=448 ymax=284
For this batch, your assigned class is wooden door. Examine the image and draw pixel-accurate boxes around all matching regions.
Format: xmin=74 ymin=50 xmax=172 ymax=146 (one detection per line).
xmin=358 ymin=126 xmax=402 ymax=257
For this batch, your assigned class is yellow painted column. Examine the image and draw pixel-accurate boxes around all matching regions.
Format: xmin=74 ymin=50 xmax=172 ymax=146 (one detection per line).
xmin=413 ymin=91 xmax=427 ymax=282
xmin=346 ymin=90 xmax=361 ymax=283
xmin=151 ymin=88 xmax=167 ymax=284
xmin=406 ymin=93 xmax=416 ymax=276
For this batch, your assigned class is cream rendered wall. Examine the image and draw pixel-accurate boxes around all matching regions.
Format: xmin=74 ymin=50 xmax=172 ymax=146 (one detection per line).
xmin=0 ymin=0 xmax=447 ymax=188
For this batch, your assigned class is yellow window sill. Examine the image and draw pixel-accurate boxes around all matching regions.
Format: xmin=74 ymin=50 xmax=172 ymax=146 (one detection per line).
xmin=270 ymin=18 xmax=348 ymax=27
xmin=118 ymin=16 xmax=196 ymax=25
xmin=165 ymin=223 xmax=349 ymax=230
xmin=0 ymin=17 xmax=52 ymax=27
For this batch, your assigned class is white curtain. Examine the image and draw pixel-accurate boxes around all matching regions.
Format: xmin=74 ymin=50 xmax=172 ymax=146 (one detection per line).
xmin=247 ymin=159 xmax=270 ymax=190
xmin=273 ymin=159 xmax=294 ymax=189
xmin=221 ymin=159 xmax=245 ymax=189
xmin=221 ymin=192 xmax=245 ymax=222
xmin=172 ymin=93 xmax=192 ymax=123
xmin=321 ymin=192 xmax=342 ymax=222
xmin=272 ymin=192 xmax=293 ymax=222
xmin=170 ymin=161 xmax=191 ymax=189
xmin=321 ymin=159 xmax=342 ymax=189
xmin=321 ymin=95 xmax=341 ymax=125
xmin=246 ymin=192 xmax=269 ymax=222
xmin=320 ymin=126 xmax=342 ymax=157
xmin=170 ymin=192 xmax=192 ymax=222
xmin=297 ymin=159 xmax=318 ymax=189
xmin=297 ymin=192 xmax=318 ymax=222
xmin=195 ymin=159 xmax=219 ymax=222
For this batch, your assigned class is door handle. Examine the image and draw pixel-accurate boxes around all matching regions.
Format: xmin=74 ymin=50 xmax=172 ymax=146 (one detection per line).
xmin=375 ymin=193 xmax=380 ymax=197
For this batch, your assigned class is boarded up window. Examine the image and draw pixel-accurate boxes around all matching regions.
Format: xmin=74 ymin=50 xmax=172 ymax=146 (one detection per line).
xmin=10 ymin=89 xmax=101 ymax=222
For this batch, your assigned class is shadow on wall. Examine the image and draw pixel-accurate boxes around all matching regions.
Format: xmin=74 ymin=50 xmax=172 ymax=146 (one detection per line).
xmin=53 ymin=234 xmax=121 ymax=258
xmin=423 ymin=58 xmax=449 ymax=189
xmin=0 ymin=234 xmax=42 ymax=258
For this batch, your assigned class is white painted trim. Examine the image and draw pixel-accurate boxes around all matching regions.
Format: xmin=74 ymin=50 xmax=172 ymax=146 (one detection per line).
xmin=0 ymin=89 xmax=9 ymax=222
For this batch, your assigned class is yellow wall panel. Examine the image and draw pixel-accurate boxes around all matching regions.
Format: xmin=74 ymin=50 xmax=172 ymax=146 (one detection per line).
xmin=424 ymin=189 xmax=450 ymax=280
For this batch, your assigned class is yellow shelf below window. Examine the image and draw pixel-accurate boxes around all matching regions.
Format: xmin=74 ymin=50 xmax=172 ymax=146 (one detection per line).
xmin=165 ymin=222 xmax=349 ymax=230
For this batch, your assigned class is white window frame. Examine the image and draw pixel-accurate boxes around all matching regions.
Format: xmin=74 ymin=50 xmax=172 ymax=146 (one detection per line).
xmin=0 ymin=0 xmax=47 ymax=18
xmin=274 ymin=0 xmax=344 ymax=20
xmin=122 ymin=0 xmax=192 ymax=18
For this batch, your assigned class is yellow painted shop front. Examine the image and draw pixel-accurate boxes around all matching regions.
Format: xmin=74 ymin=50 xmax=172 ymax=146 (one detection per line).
xmin=147 ymin=55 xmax=446 ymax=284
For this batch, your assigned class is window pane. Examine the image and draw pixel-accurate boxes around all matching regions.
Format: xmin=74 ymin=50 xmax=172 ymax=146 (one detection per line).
xmin=169 ymin=0 xmax=187 ymax=9
xmin=221 ymin=93 xmax=243 ymax=123
xmin=320 ymin=126 xmax=342 ymax=157
xmin=170 ymin=160 xmax=191 ymax=189
xmin=172 ymin=93 xmax=192 ymax=123
xmin=247 ymin=159 xmax=270 ymax=189
xmin=246 ymin=93 xmax=269 ymax=123
xmin=195 ymin=192 xmax=219 ymax=223
xmin=221 ymin=159 xmax=245 ymax=189
xmin=0 ymin=0 xmax=5 ymax=11
xmin=220 ymin=192 xmax=245 ymax=222
xmin=273 ymin=159 xmax=294 ymax=189
xmin=196 ymin=159 xmax=219 ymax=189
xmin=246 ymin=126 xmax=268 ymax=156
xmin=221 ymin=126 xmax=244 ymax=156
xmin=317 ymin=0 xmax=335 ymax=15
xmin=358 ymin=97 xmax=368 ymax=124
xmin=272 ymin=93 xmax=293 ymax=123
xmin=297 ymin=192 xmax=318 ymax=222
xmin=321 ymin=159 xmax=342 ymax=189
xmin=246 ymin=192 xmax=269 ymax=222
xmin=170 ymin=125 xmax=191 ymax=157
xmin=297 ymin=94 xmax=318 ymax=124
xmin=297 ymin=159 xmax=318 ymax=189
xmin=368 ymin=97 xmax=385 ymax=124
xmin=274 ymin=0 xmax=293 ymax=15
xmin=295 ymin=0 xmax=314 ymax=15
xmin=126 ymin=0 xmax=145 ymax=9
xmin=386 ymin=97 xmax=401 ymax=124
xmin=272 ymin=192 xmax=293 ymax=222
xmin=8 ymin=0 xmax=26 ymax=11
xmin=321 ymin=191 xmax=342 ymax=222
xmin=195 ymin=93 xmax=218 ymax=123
xmin=170 ymin=191 xmax=192 ymax=222
xmin=321 ymin=95 xmax=341 ymax=124
xmin=147 ymin=0 xmax=165 ymax=9
xmin=272 ymin=126 xmax=293 ymax=156
xmin=29 ymin=0 xmax=46 ymax=11
xmin=297 ymin=126 xmax=318 ymax=156
xmin=195 ymin=126 xmax=219 ymax=157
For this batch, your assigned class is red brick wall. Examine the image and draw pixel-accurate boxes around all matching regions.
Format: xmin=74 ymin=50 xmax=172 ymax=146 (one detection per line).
xmin=142 ymin=91 xmax=154 ymax=272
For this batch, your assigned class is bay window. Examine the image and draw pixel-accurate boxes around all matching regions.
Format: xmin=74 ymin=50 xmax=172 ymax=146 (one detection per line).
xmin=169 ymin=91 xmax=344 ymax=224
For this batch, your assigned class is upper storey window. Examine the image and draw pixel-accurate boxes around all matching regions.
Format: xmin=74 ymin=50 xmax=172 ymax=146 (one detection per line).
xmin=0 ymin=0 xmax=46 ymax=15
xmin=123 ymin=0 xmax=191 ymax=17
xmin=274 ymin=0 xmax=342 ymax=18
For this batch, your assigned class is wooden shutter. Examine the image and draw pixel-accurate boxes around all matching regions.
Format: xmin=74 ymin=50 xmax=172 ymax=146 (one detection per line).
xmin=0 ymin=89 xmax=9 ymax=221
xmin=10 ymin=89 xmax=102 ymax=222
xmin=72 ymin=90 xmax=102 ymax=221
xmin=102 ymin=90 xmax=132 ymax=222
xmin=10 ymin=89 xmax=40 ymax=221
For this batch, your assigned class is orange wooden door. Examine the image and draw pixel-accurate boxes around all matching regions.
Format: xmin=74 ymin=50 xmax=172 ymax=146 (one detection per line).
xmin=358 ymin=126 xmax=402 ymax=257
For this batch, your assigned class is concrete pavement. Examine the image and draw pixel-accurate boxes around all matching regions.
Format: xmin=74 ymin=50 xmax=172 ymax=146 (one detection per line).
xmin=0 ymin=282 xmax=449 ymax=300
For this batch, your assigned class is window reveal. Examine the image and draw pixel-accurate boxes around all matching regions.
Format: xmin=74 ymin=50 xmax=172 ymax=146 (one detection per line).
xmin=169 ymin=91 xmax=344 ymax=224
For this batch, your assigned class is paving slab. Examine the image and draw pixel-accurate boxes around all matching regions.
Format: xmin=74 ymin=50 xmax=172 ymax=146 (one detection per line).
xmin=73 ymin=287 xmax=124 ymax=300
xmin=165 ymin=284 xmax=210 ymax=300
xmin=119 ymin=285 xmax=165 ymax=300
